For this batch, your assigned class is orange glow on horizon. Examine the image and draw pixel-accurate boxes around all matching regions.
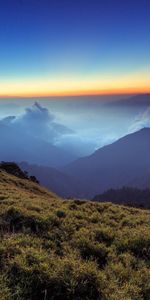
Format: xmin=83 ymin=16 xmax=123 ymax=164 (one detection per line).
xmin=0 ymin=71 xmax=150 ymax=98
xmin=0 ymin=87 xmax=150 ymax=98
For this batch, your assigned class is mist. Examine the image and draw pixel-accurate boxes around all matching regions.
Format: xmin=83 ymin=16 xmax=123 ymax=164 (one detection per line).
xmin=0 ymin=94 xmax=150 ymax=164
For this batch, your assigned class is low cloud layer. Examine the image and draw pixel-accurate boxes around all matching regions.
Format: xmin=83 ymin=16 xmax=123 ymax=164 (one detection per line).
xmin=0 ymin=102 xmax=76 ymax=166
xmin=129 ymin=106 xmax=150 ymax=133
xmin=0 ymin=101 xmax=104 ymax=158
xmin=1 ymin=97 xmax=150 ymax=167
xmin=1 ymin=101 xmax=73 ymax=144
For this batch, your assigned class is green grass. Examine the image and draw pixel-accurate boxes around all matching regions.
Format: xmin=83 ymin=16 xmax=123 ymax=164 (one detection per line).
xmin=0 ymin=170 xmax=150 ymax=299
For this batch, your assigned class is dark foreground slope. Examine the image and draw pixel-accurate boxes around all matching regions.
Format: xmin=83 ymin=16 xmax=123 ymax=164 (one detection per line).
xmin=0 ymin=170 xmax=150 ymax=300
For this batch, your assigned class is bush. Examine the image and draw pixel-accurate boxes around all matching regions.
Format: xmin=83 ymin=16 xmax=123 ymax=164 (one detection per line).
xmin=8 ymin=254 xmax=105 ymax=300
xmin=76 ymin=238 xmax=109 ymax=267
xmin=95 ymin=228 xmax=114 ymax=246
xmin=56 ymin=210 xmax=66 ymax=218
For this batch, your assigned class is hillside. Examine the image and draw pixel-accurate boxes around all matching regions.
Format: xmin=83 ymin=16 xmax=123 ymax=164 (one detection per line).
xmin=19 ymin=162 xmax=80 ymax=197
xmin=0 ymin=170 xmax=150 ymax=299
xmin=64 ymin=128 xmax=150 ymax=198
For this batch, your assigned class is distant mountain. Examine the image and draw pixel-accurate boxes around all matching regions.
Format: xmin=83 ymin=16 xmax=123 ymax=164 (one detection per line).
xmin=64 ymin=128 xmax=150 ymax=197
xmin=111 ymin=93 xmax=150 ymax=107
xmin=93 ymin=187 xmax=150 ymax=208
xmin=0 ymin=121 xmax=76 ymax=168
xmin=19 ymin=162 xmax=80 ymax=197
xmin=127 ymin=170 xmax=150 ymax=189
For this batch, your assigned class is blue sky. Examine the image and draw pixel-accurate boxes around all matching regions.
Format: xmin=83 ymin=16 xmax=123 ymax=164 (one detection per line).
xmin=0 ymin=0 xmax=150 ymax=96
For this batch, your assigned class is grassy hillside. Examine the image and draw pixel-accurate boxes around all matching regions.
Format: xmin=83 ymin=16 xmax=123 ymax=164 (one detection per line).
xmin=0 ymin=170 xmax=150 ymax=300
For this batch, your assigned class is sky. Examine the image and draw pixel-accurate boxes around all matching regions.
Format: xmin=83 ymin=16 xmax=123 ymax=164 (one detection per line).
xmin=0 ymin=0 xmax=150 ymax=97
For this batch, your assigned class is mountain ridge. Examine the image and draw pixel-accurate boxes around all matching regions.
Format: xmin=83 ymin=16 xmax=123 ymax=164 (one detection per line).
xmin=63 ymin=127 xmax=150 ymax=197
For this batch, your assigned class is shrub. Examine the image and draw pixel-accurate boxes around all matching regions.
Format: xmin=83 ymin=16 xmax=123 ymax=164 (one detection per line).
xmin=95 ymin=228 xmax=114 ymax=246
xmin=76 ymin=238 xmax=109 ymax=267
xmin=8 ymin=253 xmax=105 ymax=300
xmin=56 ymin=210 xmax=66 ymax=218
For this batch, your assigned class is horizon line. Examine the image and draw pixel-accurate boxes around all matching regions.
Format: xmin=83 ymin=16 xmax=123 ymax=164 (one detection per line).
xmin=0 ymin=88 xmax=150 ymax=99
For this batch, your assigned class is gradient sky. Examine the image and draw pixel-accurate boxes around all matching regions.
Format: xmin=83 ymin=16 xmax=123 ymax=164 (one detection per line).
xmin=0 ymin=0 xmax=150 ymax=96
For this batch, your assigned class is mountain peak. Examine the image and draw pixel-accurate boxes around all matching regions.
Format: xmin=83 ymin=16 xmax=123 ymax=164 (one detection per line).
xmin=138 ymin=127 xmax=150 ymax=132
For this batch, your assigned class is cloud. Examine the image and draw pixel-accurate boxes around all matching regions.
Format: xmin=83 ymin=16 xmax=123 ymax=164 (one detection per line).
xmin=1 ymin=99 xmax=143 ymax=161
xmin=24 ymin=101 xmax=54 ymax=122
xmin=1 ymin=116 xmax=16 ymax=125
xmin=0 ymin=101 xmax=106 ymax=158
xmin=0 ymin=102 xmax=77 ymax=166
xmin=54 ymin=127 xmax=119 ymax=157
xmin=129 ymin=106 xmax=150 ymax=133
xmin=0 ymin=101 xmax=74 ymax=144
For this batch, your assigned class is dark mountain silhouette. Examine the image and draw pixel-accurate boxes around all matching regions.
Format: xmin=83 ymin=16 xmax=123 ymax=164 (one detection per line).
xmin=19 ymin=162 xmax=81 ymax=197
xmin=63 ymin=128 xmax=150 ymax=197
xmin=128 ymin=171 xmax=150 ymax=188
xmin=111 ymin=93 xmax=150 ymax=107
xmin=93 ymin=187 xmax=150 ymax=208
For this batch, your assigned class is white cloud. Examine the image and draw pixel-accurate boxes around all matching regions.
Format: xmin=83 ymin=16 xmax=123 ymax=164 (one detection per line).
xmin=0 ymin=101 xmax=74 ymax=144
xmin=129 ymin=106 xmax=150 ymax=133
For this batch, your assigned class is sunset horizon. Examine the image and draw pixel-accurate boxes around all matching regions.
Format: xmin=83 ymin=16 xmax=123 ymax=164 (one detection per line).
xmin=0 ymin=1 xmax=149 ymax=99
xmin=0 ymin=88 xmax=150 ymax=98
